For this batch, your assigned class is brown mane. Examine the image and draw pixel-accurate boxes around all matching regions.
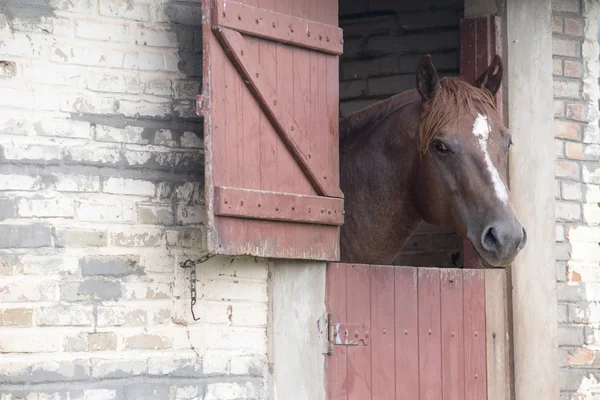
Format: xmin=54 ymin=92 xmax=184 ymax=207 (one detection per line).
xmin=339 ymin=89 xmax=420 ymax=140
xmin=417 ymin=77 xmax=500 ymax=154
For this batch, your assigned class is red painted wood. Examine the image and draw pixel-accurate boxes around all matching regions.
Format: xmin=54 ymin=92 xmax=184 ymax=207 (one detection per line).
xmin=394 ymin=267 xmax=419 ymax=399
xmin=214 ymin=186 xmax=344 ymax=225
xmin=214 ymin=0 xmax=343 ymax=54
xmin=203 ymin=0 xmax=342 ymax=261
xmin=441 ymin=269 xmax=465 ymax=400
xmin=371 ymin=266 xmax=395 ymax=400
xmin=326 ymin=264 xmax=494 ymax=400
xmin=326 ymin=263 xmax=348 ymax=400
xmin=418 ymin=268 xmax=442 ymax=400
xmin=346 ymin=264 xmax=372 ymax=400
xmin=463 ymin=270 xmax=488 ymax=400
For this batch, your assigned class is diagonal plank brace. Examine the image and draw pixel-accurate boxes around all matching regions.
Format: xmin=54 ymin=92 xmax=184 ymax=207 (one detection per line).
xmin=213 ymin=26 xmax=344 ymax=199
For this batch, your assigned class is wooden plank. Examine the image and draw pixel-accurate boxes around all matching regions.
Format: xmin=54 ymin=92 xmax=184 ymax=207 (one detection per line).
xmin=326 ymin=263 xmax=348 ymax=400
xmin=213 ymin=27 xmax=344 ymax=199
xmin=441 ymin=269 xmax=465 ymax=400
xmin=214 ymin=186 xmax=344 ymax=225
xmin=395 ymin=267 xmax=419 ymax=399
xmin=463 ymin=270 xmax=487 ymax=400
xmin=213 ymin=0 xmax=343 ymax=55
xmin=485 ymin=269 xmax=510 ymax=400
xmin=418 ymin=268 xmax=442 ymax=400
xmin=346 ymin=264 xmax=371 ymax=400
xmin=371 ymin=265 xmax=395 ymax=400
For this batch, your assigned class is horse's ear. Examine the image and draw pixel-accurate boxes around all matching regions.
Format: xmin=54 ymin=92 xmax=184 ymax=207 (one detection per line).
xmin=416 ymin=54 xmax=440 ymax=101
xmin=475 ymin=55 xmax=503 ymax=96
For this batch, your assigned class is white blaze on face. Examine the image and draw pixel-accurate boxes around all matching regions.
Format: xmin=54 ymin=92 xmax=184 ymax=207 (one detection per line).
xmin=472 ymin=113 xmax=509 ymax=205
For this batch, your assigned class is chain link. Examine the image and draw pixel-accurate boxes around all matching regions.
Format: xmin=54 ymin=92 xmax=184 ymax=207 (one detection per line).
xmin=179 ymin=253 xmax=215 ymax=321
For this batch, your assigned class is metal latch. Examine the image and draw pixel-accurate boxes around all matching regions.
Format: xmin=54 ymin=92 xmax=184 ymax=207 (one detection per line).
xmin=320 ymin=313 xmax=370 ymax=354
xmin=331 ymin=322 xmax=370 ymax=346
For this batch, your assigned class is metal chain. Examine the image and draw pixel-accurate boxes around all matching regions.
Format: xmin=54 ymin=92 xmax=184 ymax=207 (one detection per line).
xmin=179 ymin=253 xmax=215 ymax=321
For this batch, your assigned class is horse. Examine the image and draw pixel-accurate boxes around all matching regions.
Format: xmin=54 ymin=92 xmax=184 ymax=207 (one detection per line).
xmin=339 ymin=54 xmax=527 ymax=268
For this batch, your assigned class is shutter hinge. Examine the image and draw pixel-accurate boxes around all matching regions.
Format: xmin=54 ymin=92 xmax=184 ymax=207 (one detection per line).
xmin=319 ymin=313 xmax=370 ymax=355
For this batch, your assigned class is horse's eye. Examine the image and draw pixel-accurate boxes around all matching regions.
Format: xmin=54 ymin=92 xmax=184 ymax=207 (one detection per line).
xmin=433 ymin=140 xmax=450 ymax=154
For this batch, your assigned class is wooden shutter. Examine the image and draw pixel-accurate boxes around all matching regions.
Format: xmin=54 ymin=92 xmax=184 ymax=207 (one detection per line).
xmin=201 ymin=0 xmax=343 ymax=261
xmin=460 ymin=15 xmax=503 ymax=269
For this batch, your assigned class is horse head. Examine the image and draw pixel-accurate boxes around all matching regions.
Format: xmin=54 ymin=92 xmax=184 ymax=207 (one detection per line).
xmin=412 ymin=54 xmax=526 ymax=267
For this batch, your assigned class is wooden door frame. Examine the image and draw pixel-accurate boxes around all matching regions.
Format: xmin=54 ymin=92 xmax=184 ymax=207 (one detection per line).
xmin=464 ymin=1 xmax=560 ymax=399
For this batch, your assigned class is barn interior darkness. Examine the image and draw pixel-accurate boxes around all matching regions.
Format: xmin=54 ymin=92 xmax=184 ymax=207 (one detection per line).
xmin=338 ymin=0 xmax=465 ymax=267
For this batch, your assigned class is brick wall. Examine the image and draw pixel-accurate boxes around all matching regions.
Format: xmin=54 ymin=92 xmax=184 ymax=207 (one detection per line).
xmin=0 ymin=1 xmax=268 ymax=398
xmin=553 ymin=0 xmax=600 ymax=397
xmin=339 ymin=0 xmax=465 ymax=267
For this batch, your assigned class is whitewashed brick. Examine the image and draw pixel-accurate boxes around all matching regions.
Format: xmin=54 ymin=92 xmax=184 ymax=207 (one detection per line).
xmin=556 ymin=224 xmax=565 ymax=241
xmin=0 ymin=278 xmax=58 ymax=302
xmin=556 ymin=201 xmax=581 ymax=221
xmin=135 ymin=27 xmax=178 ymax=47
xmin=54 ymin=175 xmax=100 ymax=192
xmin=0 ymin=329 xmax=60 ymax=352
xmin=201 ymin=279 xmax=267 ymax=303
xmin=75 ymin=21 xmax=130 ymax=42
xmin=203 ymin=350 xmax=231 ymax=374
xmin=569 ymin=226 xmax=600 ymax=242
xmin=37 ymin=304 xmax=94 ymax=326
xmin=0 ymin=111 xmax=32 ymax=136
xmin=205 ymin=382 xmax=256 ymax=400
xmin=561 ymin=181 xmax=583 ymax=200
xmin=163 ymin=49 xmax=180 ymax=72
xmin=86 ymin=72 xmax=141 ymax=94
xmin=95 ymin=125 xmax=147 ymax=144
xmin=99 ymin=0 xmax=152 ymax=21
xmin=123 ymin=52 xmax=164 ymax=71
xmin=230 ymin=354 xmax=265 ymax=375
xmin=33 ymin=87 xmax=63 ymax=111
xmin=141 ymin=78 xmax=172 ymax=96
xmin=155 ymin=129 xmax=177 ymax=147
xmin=97 ymin=306 xmax=147 ymax=327
xmin=122 ymin=281 xmax=171 ymax=300
xmin=198 ymin=327 xmax=266 ymax=352
xmin=104 ymin=178 xmax=155 ymax=196
xmin=118 ymin=99 xmax=171 ymax=118
xmin=584 ymin=203 xmax=600 ymax=225
xmin=81 ymin=389 xmax=117 ymax=400
xmin=35 ymin=118 xmax=91 ymax=139
xmin=68 ymin=147 xmax=120 ymax=165
xmin=15 ymin=255 xmax=78 ymax=275
xmin=0 ymin=88 xmax=34 ymax=109
xmin=3 ymin=144 xmax=64 ymax=162
xmin=137 ymin=203 xmax=173 ymax=225
xmin=109 ymin=227 xmax=163 ymax=247
xmin=60 ymin=94 xmax=117 ymax=114
xmin=181 ymin=131 xmax=203 ymax=148
xmin=18 ymin=198 xmax=75 ymax=218
xmin=75 ymin=200 xmax=136 ymax=223
xmin=176 ymin=205 xmax=205 ymax=225
xmin=90 ymin=358 xmax=146 ymax=378
xmin=0 ymin=175 xmax=41 ymax=191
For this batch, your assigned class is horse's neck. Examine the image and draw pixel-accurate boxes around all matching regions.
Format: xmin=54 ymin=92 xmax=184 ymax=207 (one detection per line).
xmin=340 ymin=105 xmax=424 ymax=264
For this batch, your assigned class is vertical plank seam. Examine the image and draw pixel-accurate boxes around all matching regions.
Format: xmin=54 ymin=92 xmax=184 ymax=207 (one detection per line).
xmin=416 ymin=269 xmax=421 ymax=400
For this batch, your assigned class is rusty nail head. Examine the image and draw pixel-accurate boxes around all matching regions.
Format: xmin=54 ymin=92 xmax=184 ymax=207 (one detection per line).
xmin=224 ymin=199 xmax=228 ymax=204
xmin=241 ymin=50 xmax=244 ymax=56
xmin=474 ymin=332 xmax=478 ymax=337
xmin=319 ymin=35 xmax=322 ymax=40
xmin=404 ymin=330 xmax=408 ymax=335
xmin=308 ymin=207 xmax=312 ymax=213
xmin=275 ymin=207 xmax=279 ymax=211
xmin=291 ymin=125 xmax=295 ymax=131
xmin=308 ymin=153 xmax=311 ymax=159
xmin=238 ymin=15 xmax=241 ymax=20
xmin=256 ymin=72 xmax=259 ymax=78
xmin=365 ymin=332 xmax=369 ymax=338
xmin=222 ymin=12 xmax=226 ymax=17
xmin=451 ymin=331 xmax=455 ymax=337
xmin=383 ymin=329 xmax=386 ymax=334
xmin=354 ymin=331 xmax=358 ymax=338
xmin=323 ymin=175 xmax=327 ymax=180
xmin=273 ymin=99 xmax=277 ymax=106
xmin=255 ymin=18 xmax=259 ymax=24
xmin=493 ymin=332 xmax=497 ymax=339
xmin=428 ymin=329 xmax=432 ymax=335
xmin=326 ymin=36 xmax=330 ymax=42
xmin=240 ymin=201 xmax=244 ymax=206
xmin=272 ymin=21 xmax=276 ymax=28
xmin=344 ymin=329 xmax=348 ymax=336
xmin=475 ymin=374 xmax=478 ymax=379
xmin=258 ymin=202 xmax=261 ymax=208
xmin=307 ymin=31 xmax=311 ymax=37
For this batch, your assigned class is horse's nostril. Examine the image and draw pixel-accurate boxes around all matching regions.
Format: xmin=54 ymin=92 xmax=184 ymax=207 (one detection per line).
xmin=519 ymin=227 xmax=528 ymax=250
xmin=482 ymin=226 xmax=499 ymax=253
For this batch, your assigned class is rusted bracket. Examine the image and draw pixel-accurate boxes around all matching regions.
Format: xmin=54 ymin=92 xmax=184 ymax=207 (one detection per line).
xmin=179 ymin=253 xmax=215 ymax=321
xmin=213 ymin=26 xmax=343 ymax=199
xmin=330 ymin=321 xmax=370 ymax=346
